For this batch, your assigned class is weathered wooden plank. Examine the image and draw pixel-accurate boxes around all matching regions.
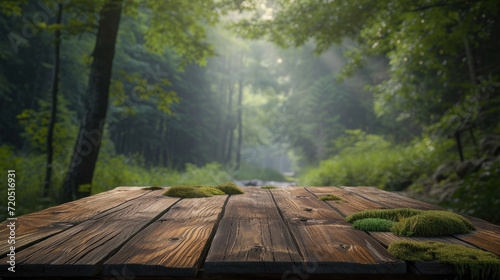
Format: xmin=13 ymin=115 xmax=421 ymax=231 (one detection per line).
xmin=343 ymin=187 xmax=500 ymax=256
xmin=270 ymin=187 xmax=406 ymax=274
xmin=341 ymin=187 xmax=441 ymax=210
xmin=204 ymin=187 xmax=303 ymax=274
xmin=102 ymin=195 xmax=227 ymax=277
xmin=0 ymin=187 xmax=151 ymax=257
xmin=306 ymin=187 xmax=388 ymax=217
xmin=0 ymin=189 xmax=179 ymax=277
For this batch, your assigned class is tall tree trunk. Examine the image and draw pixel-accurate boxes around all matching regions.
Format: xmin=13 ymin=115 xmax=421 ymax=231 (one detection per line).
xmin=61 ymin=0 xmax=123 ymax=202
xmin=236 ymin=76 xmax=243 ymax=170
xmin=44 ymin=3 xmax=63 ymax=198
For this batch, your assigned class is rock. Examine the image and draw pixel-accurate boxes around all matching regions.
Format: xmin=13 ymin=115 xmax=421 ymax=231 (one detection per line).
xmin=479 ymin=135 xmax=500 ymax=156
xmin=432 ymin=162 xmax=456 ymax=182
xmin=455 ymin=159 xmax=482 ymax=178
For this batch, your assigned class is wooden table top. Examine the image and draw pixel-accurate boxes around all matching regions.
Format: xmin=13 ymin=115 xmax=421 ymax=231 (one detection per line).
xmin=1 ymin=186 xmax=499 ymax=279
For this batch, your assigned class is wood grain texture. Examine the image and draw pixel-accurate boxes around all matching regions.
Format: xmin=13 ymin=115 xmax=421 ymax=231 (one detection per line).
xmin=305 ymin=187 xmax=388 ymax=217
xmin=343 ymin=187 xmax=500 ymax=256
xmin=0 ymin=187 xmax=151 ymax=257
xmin=0 ymin=189 xmax=179 ymax=278
xmin=270 ymin=187 xmax=406 ymax=274
xmin=204 ymin=187 xmax=303 ymax=274
xmin=103 ymin=195 xmax=228 ymax=277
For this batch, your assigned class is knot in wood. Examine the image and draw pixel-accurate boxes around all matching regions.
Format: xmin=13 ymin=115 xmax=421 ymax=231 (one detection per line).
xmin=304 ymin=208 xmax=313 ymax=212
xmin=339 ymin=244 xmax=351 ymax=250
xmin=252 ymin=245 xmax=265 ymax=252
xmin=169 ymin=237 xmax=180 ymax=241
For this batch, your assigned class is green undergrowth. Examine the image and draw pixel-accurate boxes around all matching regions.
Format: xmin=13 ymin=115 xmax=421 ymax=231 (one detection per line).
xmin=163 ymin=182 xmax=244 ymax=198
xmin=353 ymin=218 xmax=394 ymax=232
xmin=261 ymin=186 xmax=277 ymax=189
xmin=318 ymin=194 xmax=345 ymax=202
xmin=388 ymin=241 xmax=500 ymax=279
xmin=346 ymin=208 xmax=475 ymax=237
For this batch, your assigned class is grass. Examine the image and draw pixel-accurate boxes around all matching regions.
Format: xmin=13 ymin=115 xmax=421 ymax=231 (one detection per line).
xmin=345 ymin=208 xmax=424 ymax=223
xmin=215 ymin=182 xmax=244 ymax=194
xmin=353 ymin=218 xmax=394 ymax=232
xmin=346 ymin=208 xmax=475 ymax=237
xmin=163 ymin=183 xmax=244 ymax=198
xmin=388 ymin=241 xmax=500 ymax=279
xmin=318 ymin=194 xmax=344 ymax=201
xmin=261 ymin=186 xmax=277 ymax=189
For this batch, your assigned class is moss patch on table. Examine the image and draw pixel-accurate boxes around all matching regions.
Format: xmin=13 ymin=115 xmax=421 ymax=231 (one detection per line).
xmin=346 ymin=208 xmax=475 ymax=237
xmin=318 ymin=194 xmax=345 ymax=202
xmin=164 ymin=183 xmax=244 ymax=198
xmin=261 ymin=186 xmax=277 ymax=189
xmin=353 ymin=218 xmax=394 ymax=232
xmin=388 ymin=241 xmax=500 ymax=279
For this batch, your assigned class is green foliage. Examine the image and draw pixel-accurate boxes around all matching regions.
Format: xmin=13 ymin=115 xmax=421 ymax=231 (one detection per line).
xmin=318 ymin=194 xmax=343 ymax=202
xmin=300 ymin=134 xmax=455 ymax=189
xmin=261 ymin=186 xmax=277 ymax=189
xmin=388 ymin=241 xmax=500 ymax=279
xmin=215 ymin=182 xmax=244 ymax=194
xmin=391 ymin=211 xmax=475 ymax=237
xmin=345 ymin=208 xmax=424 ymax=223
xmin=447 ymin=162 xmax=500 ymax=224
xmin=352 ymin=218 xmax=394 ymax=232
xmin=234 ymin=162 xmax=287 ymax=181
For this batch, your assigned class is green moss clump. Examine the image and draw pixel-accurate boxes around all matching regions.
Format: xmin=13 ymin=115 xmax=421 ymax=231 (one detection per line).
xmin=215 ymin=182 xmax=244 ymax=194
xmin=353 ymin=218 xmax=394 ymax=232
xmin=318 ymin=194 xmax=343 ymax=201
xmin=261 ymin=186 xmax=277 ymax=189
xmin=164 ymin=186 xmax=215 ymax=198
xmin=388 ymin=241 xmax=500 ymax=279
xmin=345 ymin=208 xmax=424 ymax=223
xmin=390 ymin=210 xmax=475 ymax=237
xmin=199 ymin=186 xmax=225 ymax=195
xmin=142 ymin=186 xmax=163 ymax=190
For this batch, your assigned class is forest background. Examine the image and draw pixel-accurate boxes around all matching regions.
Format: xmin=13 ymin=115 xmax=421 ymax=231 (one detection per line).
xmin=1 ymin=0 xmax=499 ymax=224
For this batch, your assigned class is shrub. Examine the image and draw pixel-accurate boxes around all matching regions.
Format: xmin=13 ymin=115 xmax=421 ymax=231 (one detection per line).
xmin=353 ymin=218 xmax=394 ymax=232
xmin=388 ymin=241 xmax=500 ymax=279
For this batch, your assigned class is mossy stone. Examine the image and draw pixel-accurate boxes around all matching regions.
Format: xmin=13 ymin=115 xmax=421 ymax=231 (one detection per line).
xmin=142 ymin=186 xmax=163 ymax=190
xmin=388 ymin=241 xmax=500 ymax=279
xmin=199 ymin=186 xmax=225 ymax=195
xmin=352 ymin=218 xmax=394 ymax=232
xmin=261 ymin=186 xmax=277 ymax=189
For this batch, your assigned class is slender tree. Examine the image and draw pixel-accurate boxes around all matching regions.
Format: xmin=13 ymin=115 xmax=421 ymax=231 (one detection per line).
xmin=61 ymin=0 xmax=123 ymax=202
xmin=44 ymin=2 xmax=63 ymax=197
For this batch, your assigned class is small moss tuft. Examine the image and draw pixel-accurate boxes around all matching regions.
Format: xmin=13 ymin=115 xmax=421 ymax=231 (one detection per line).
xmin=261 ymin=186 xmax=277 ymax=189
xmin=215 ymin=182 xmax=244 ymax=194
xmin=164 ymin=186 xmax=214 ymax=198
xmin=353 ymin=218 xmax=394 ymax=232
xmin=318 ymin=194 xmax=343 ymax=201
xmin=142 ymin=186 xmax=163 ymax=190
xmin=199 ymin=186 xmax=225 ymax=195
xmin=390 ymin=210 xmax=475 ymax=237
xmin=388 ymin=241 xmax=500 ymax=279
xmin=345 ymin=208 xmax=424 ymax=223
